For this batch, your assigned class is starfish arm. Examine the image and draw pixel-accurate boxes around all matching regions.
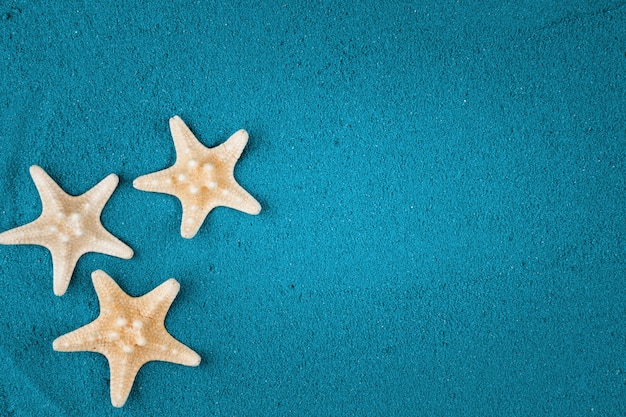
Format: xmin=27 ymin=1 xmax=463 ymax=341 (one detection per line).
xmin=89 ymin=228 xmax=134 ymax=259
xmin=169 ymin=116 xmax=208 ymax=158
xmin=179 ymin=201 xmax=215 ymax=239
xmin=146 ymin=333 xmax=201 ymax=366
xmin=138 ymin=278 xmax=180 ymax=321
xmin=107 ymin=356 xmax=144 ymax=408
xmin=0 ymin=219 xmax=51 ymax=246
xmin=53 ymin=271 xmax=200 ymax=408
xmin=91 ymin=270 xmax=132 ymax=302
xmin=52 ymin=321 xmax=105 ymax=353
xmin=80 ymin=174 xmax=120 ymax=216
xmin=29 ymin=165 xmax=65 ymax=213
xmin=50 ymin=247 xmax=85 ymax=296
xmin=221 ymin=181 xmax=261 ymax=215
xmin=214 ymin=129 xmax=249 ymax=164
xmin=133 ymin=168 xmax=177 ymax=195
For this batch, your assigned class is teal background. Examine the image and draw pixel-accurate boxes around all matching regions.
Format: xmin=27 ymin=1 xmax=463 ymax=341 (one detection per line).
xmin=0 ymin=1 xmax=625 ymax=416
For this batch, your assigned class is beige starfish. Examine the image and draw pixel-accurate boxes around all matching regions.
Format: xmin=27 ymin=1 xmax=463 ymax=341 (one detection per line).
xmin=53 ymin=270 xmax=201 ymax=408
xmin=133 ymin=116 xmax=261 ymax=238
xmin=0 ymin=166 xmax=133 ymax=296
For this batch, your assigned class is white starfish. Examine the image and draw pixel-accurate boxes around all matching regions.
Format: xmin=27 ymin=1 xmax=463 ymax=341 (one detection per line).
xmin=133 ymin=116 xmax=261 ymax=238
xmin=0 ymin=166 xmax=133 ymax=295
xmin=53 ymin=270 xmax=201 ymax=407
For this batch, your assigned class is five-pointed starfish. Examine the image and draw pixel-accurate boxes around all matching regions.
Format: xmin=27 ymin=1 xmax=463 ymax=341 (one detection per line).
xmin=133 ymin=116 xmax=261 ymax=238
xmin=0 ymin=166 xmax=133 ymax=296
xmin=53 ymin=270 xmax=201 ymax=407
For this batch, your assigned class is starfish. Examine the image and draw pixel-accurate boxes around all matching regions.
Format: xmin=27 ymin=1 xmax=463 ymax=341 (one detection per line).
xmin=0 ymin=166 xmax=133 ymax=296
xmin=133 ymin=116 xmax=261 ymax=238
xmin=53 ymin=270 xmax=201 ymax=408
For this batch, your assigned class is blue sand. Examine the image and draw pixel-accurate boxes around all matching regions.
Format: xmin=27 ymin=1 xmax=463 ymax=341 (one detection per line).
xmin=0 ymin=1 xmax=625 ymax=416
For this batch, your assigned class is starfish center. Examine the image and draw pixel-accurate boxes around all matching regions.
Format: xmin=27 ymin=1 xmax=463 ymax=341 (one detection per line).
xmin=108 ymin=316 xmax=148 ymax=353
xmin=50 ymin=211 xmax=85 ymax=243
xmin=170 ymin=160 xmax=221 ymax=198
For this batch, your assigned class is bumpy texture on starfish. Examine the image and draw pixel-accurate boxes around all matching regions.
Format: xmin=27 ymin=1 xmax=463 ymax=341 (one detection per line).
xmin=133 ymin=116 xmax=261 ymax=238
xmin=0 ymin=166 xmax=133 ymax=296
xmin=53 ymin=270 xmax=201 ymax=407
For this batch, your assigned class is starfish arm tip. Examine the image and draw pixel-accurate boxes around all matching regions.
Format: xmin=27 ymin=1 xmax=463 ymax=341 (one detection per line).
xmin=88 ymin=229 xmax=134 ymax=260
xmin=237 ymin=198 xmax=261 ymax=215
xmin=52 ymin=335 xmax=70 ymax=351
xmin=251 ymin=201 xmax=262 ymax=215
xmin=28 ymin=165 xmax=51 ymax=182
xmin=224 ymin=130 xmax=249 ymax=155
xmin=0 ymin=230 xmax=12 ymax=244
xmin=133 ymin=172 xmax=161 ymax=190
xmin=0 ymin=222 xmax=43 ymax=245
xmin=234 ymin=129 xmax=249 ymax=139
xmin=132 ymin=176 xmax=145 ymax=190
xmin=180 ymin=230 xmax=197 ymax=239
xmin=133 ymin=174 xmax=162 ymax=192
xmin=188 ymin=352 xmax=201 ymax=367
xmin=117 ymin=244 xmax=134 ymax=259
xmin=163 ymin=278 xmax=180 ymax=295
xmin=52 ymin=272 xmax=71 ymax=296
xmin=53 ymin=286 xmax=67 ymax=297
xmin=180 ymin=219 xmax=203 ymax=239
xmin=169 ymin=115 xmax=188 ymax=135
xmin=51 ymin=253 xmax=81 ymax=296
xmin=105 ymin=173 xmax=120 ymax=186
xmin=111 ymin=392 xmax=129 ymax=408
xmin=91 ymin=269 xmax=109 ymax=284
